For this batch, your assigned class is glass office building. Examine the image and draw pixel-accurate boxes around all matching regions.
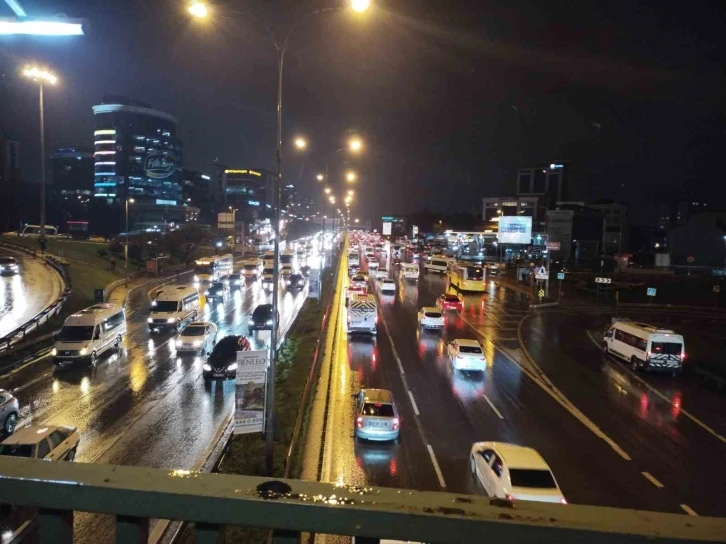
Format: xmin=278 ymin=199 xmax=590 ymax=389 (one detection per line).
xmin=92 ymin=96 xmax=184 ymax=230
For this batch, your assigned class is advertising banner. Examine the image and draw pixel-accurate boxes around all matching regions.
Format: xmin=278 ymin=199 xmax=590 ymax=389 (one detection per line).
xmin=308 ymin=268 xmax=321 ymax=299
xmin=234 ymin=349 xmax=268 ymax=435
xmin=498 ymin=216 xmax=532 ymax=244
xmin=382 ymin=222 xmax=392 ymax=236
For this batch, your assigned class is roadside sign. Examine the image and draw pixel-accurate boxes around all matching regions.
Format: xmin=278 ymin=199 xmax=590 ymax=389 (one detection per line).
xmin=538 ymin=289 xmax=545 ymax=299
xmin=557 ymin=272 xmax=565 ymax=280
xmin=546 ymin=241 xmax=560 ymax=251
xmin=308 ymin=268 xmax=321 ymax=299
xmin=595 ymin=277 xmax=611 ymax=284
xmin=713 ymin=285 xmax=720 ymax=293
xmin=535 ymin=266 xmax=549 ymax=280
xmin=647 ymin=287 xmax=657 ymax=297
xmin=234 ymin=350 xmax=268 ymax=435
xmin=687 ymin=256 xmax=694 ymax=264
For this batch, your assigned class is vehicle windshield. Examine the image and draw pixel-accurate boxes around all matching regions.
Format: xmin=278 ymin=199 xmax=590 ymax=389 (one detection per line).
xmin=362 ymin=403 xmax=395 ymax=417
xmin=263 ymin=268 xmax=274 ymax=275
xmin=509 ymin=469 xmax=557 ymax=489
xmin=467 ymin=267 xmax=484 ymax=280
xmin=182 ymin=326 xmax=205 ymax=337
xmin=651 ymin=342 xmax=683 ymax=355
xmin=58 ymin=326 xmax=94 ymax=341
xmin=211 ymin=339 xmax=239 ymax=360
xmin=243 ymin=264 xmax=258 ymax=270
xmin=209 ymin=283 xmax=223 ymax=291
xmin=153 ymin=301 xmax=179 ymax=312
xmin=460 ymin=345 xmax=482 ymax=354
xmin=0 ymin=444 xmax=35 ymax=458
xmin=291 ymin=275 xmax=303 ymax=281
xmin=0 ymin=258 xmax=16 ymax=265
xmin=280 ymin=255 xmax=293 ymax=264
xmin=445 ymin=295 xmax=460 ymax=302
xmin=195 ymin=264 xmax=212 ymax=274
xmin=425 ymin=312 xmax=442 ymax=318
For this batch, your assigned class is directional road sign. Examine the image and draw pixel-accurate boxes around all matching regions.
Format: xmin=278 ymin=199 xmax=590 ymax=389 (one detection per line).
xmin=647 ymin=287 xmax=657 ymax=297
xmin=538 ymin=289 xmax=545 ymax=299
xmin=595 ymin=277 xmax=611 ymax=284
xmin=557 ymin=272 xmax=565 ymax=280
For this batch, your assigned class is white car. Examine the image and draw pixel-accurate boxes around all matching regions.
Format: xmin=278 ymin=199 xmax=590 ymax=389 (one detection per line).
xmin=447 ymin=338 xmax=486 ymax=372
xmin=0 ymin=424 xmax=80 ymax=461
xmin=470 ymin=442 xmax=566 ymax=504
xmin=375 ymin=268 xmax=388 ymax=280
xmin=175 ymin=321 xmax=217 ymax=354
xmin=418 ymin=307 xmax=444 ymax=329
xmin=380 ymin=278 xmax=396 ymax=294
xmin=368 ymin=257 xmax=379 ymax=269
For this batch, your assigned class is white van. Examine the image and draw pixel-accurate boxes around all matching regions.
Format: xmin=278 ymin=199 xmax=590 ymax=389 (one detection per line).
xmin=400 ymin=263 xmax=420 ymax=281
xmin=52 ymin=303 xmax=126 ymax=365
xmin=148 ymin=286 xmax=200 ymax=332
xmin=347 ymin=294 xmax=377 ymax=335
xmin=603 ymin=321 xmax=685 ymax=375
xmin=263 ymin=251 xmax=276 ymax=268
xmin=424 ymin=257 xmax=450 ymax=275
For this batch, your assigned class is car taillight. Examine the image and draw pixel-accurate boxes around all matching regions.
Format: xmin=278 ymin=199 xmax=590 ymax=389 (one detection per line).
xmin=392 ymin=417 xmax=400 ymax=430
xmin=356 ymin=417 xmax=363 ymax=429
xmin=681 ymin=352 xmax=686 ymax=360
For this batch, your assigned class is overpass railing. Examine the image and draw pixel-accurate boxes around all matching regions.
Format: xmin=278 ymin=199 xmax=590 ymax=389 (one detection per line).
xmin=0 ymin=456 xmax=724 ymax=543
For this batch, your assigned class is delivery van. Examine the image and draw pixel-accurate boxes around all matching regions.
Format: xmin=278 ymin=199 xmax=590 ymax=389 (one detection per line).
xmin=347 ymin=294 xmax=378 ymax=335
xmin=400 ymin=263 xmax=420 ymax=281
xmin=53 ymin=303 xmax=126 ymax=365
xmin=148 ymin=286 xmax=200 ymax=332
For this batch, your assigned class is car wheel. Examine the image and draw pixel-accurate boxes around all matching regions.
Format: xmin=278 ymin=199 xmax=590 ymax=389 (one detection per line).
xmin=602 ymin=343 xmax=608 ymax=355
xmin=66 ymin=448 xmax=76 ymax=461
xmin=470 ymin=455 xmax=477 ymax=478
xmin=4 ymin=412 xmax=17 ymax=434
xmin=630 ymin=356 xmax=639 ymax=372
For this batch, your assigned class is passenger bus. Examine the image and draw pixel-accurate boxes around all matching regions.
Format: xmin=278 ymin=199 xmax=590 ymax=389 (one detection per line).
xmin=17 ymin=225 xmax=58 ymax=238
xmin=447 ymin=261 xmax=486 ymax=292
xmin=194 ymin=254 xmax=233 ymax=283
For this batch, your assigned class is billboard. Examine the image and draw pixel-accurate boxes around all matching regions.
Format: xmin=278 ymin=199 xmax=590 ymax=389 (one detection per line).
xmin=382 ymin=222 xmax=392 ymax=235
xmin=234 ymin=349 xmax=268 ymax=435
xmin=498 ymin=216 xmax=532 ymax=244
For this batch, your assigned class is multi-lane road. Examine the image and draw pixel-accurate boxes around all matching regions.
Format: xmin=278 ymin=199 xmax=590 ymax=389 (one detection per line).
xmin=0 ymin=249 xmax=64 ymax=338
xmin=312 ymin=243 xmax=726 ymax=521
xmin=0 ymin=252 xmax=318 ymax=542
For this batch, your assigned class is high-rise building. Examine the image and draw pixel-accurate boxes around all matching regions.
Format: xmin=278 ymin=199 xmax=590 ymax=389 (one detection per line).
xmin=220 ymin=168 xmax=273 ymax=224
xmin=51 ymin=147 xmax=93 ymax=198
xmin=182 ymin=169 xmax=213 ymax=224
xmin=92 ymin=96 xmax=184 ymax=230
xmin=516 ymin=161 xmax=570 ymax=209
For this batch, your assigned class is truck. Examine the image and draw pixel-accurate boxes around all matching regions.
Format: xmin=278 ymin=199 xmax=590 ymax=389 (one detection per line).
xmin=347 ymin=294 xmax=377 ymax=335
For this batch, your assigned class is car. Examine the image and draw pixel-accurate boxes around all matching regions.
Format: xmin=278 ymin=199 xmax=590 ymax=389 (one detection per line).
xmin=379 ymin=278 xmax=396 ymax=294
xmin=470 ymin=442 xmax=566 ymax=504
xmin=248 ymin=304 xmax=279 ymax=333
xmin=447 ymin=338 xmax=486 ymax=372
xmin=205 ymin=281 xmax=228 ymax=302
xmin=285 ymin=273 xmax=306 ymax=291
xmin=0 ymin=389 xmax=19 ymax=435
xmin=0 ymin=256 xmax=20 ymax=276
xmin=280 ymin=267 xmax=293 ymax=282
xmin=351 ymin=274 xmax=368 ymax=290
xmin=88 ymin=235 xmax=106 ymax=243
xmin=375 ymin=268 xmax=388 ymax=280
xmin=437 ymin=293 xmax=463 ymax=312
xmin=353 ymin=389 xmax=400 ymax=442
xmin=486 ymin=263 xmax=500 ymax=276
xmin=175 ymin=321 xmax=217 ymax=354
xmin=346 ymin=284 xmax=367 ymax=301
xmin=261 ymin=267 xmax=275 ymax=290
xmin=0 ymin=424 xmax=80 ymax=461
xmin=228 ymin=273 xmax=243 ymax=290
xmin=348 ymin=265 xmax=360 ymax=277
xmin=368 ymin=257 xmax=379 ymax=269
xmin=300 ymin=265 xmax=311 ymax=277
xmin=418 ymin=307 xmax=444 ymax=329
xmin=202 ymin=335 xmax=251 ymax=380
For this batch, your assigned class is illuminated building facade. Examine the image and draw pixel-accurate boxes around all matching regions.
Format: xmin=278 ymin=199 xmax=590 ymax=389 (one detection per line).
xmin=221 ymin=168 xmax=273 ymax=223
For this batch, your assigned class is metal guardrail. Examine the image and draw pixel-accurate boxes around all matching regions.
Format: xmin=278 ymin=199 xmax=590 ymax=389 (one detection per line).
xmin=0 ymin=456 xmax=724 ymax=543
xmin=0 ymin=240 xmax=71 ymax=353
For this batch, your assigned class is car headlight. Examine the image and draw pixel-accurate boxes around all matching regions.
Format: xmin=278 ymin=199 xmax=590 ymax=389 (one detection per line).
xmin=80 ymin=348 xmax=88 ymax=356
xmin=175 ymin=339 xmax=182 ymax=347
xmin=167 ymin=318 xmax=175 ymax=323
xmin=51 ymin=348 xmax=57 ymax=356
xmin=147 ymin=317 xmax=153 ymax=323
xmin=249 ymin=319 xmax=255 ymax=325
xmin=227 ymin=363 xmax=238 ymax=371
xmin=151 ymin=300 xmax=157 ymax=307
xmin=194 ymin=275 xmax=199 ymax=281
xmin=266 ymin=319 xmax=273 ymax=325
xmin=203 ymin=364 xmax=212 ymax=371
xmin=193 ymin=340 xmax=202 ymax=347
xmin=205 ymin=291 xmax=210 ymax=296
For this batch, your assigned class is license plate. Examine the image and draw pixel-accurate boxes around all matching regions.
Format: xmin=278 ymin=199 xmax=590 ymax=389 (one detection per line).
xmin=213 ymin=372 xmax=225 ymax=377
xmin=369 ymin=421 xmax=384 ymax=428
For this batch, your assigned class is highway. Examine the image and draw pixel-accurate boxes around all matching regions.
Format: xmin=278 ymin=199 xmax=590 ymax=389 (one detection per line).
xmin=314 ymin=244 xmax=725 ymax=522
xmin=0 ymin=252 xmax=319 ymax=542
xmin=0 ymin=250 xmax=64 ymax=339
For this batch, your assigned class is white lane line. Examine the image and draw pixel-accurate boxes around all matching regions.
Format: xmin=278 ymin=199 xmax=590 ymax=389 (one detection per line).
xmin=482 ymin=394 xmax=504 ymax=419
xmin=378 ymin=310 xmax=405 ymax=374
xmin=641 ymin=471 xmax=664 ymax=488
xmin=586 ymin=330 xmax=726 ymax=445
xmin=426 ymin=444 xmax=447 ymax=488
xmin=407 ymin=390 xmax=420 ymax=416
xmin=680 ymin=504 xmax=698 ymax=516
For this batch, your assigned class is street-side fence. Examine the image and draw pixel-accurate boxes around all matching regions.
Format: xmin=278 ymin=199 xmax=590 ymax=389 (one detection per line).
xmin=0 ymin=240 xmax=71 ymax=353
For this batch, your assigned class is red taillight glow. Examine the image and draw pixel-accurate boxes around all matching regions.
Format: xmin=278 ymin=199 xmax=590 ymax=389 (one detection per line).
xmin=392 ymin=417 xmax=400 ymax=430
xmin=682 ymin=352 xmax=686 ymax=360
xmin=356 ymin=417 xmax=363 ymax=429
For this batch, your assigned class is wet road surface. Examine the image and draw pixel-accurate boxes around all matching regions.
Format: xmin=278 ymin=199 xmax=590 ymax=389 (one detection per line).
xmin=0 ymin=250 xmax=63 ymax=338
xmin=0 ymin=254 xmax=319 ymax=542
xmin=318 ymin=245 xmax=725 ymax=520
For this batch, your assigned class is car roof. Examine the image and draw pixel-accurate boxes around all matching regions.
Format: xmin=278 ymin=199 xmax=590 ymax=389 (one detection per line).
xmin=421 ymin=306 xmax=441 ymax=313
xmin=2 ymin=425 xmax=71 ymax=445
xmin=455 ymin=338 xmax=481 ymax=348
xmin=182 ymin=321 xmax=212 ymax=330
xmin=254 ymin=304 xmax=273 ymax=312
xmin=360 ymin=388 xmax=393 ymax=403
xmin=492 ymin=443 xmax=550 ymax=470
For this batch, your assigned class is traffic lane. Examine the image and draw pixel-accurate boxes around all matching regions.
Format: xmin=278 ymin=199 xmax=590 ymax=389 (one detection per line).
xmin=584 ymin=311 xmax=726 ymax=441
xmin=378 ymin=288 xmax=679 ymax=511
xmin=523 ymin=311 xmax=726 ymax=516
xmin=0 ymin=250 xmax=63 ymax=337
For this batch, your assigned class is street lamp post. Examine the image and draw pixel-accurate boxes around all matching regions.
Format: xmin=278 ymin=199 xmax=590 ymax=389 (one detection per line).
xmin=22 ymin=66 xmax=57 ymax=250
xmin=125 ymin=198 xmax=135 ymax=287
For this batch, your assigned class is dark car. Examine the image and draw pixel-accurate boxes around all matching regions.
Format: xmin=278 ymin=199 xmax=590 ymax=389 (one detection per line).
xmin=300 ymin=265 xmax=311 ymax=277
xmin=202 ymin=335 xmax=251 ymax=380
xmin=248 ymin=304 xmax=279 ymax=334
xmin=286 ymin=273 xmax=306 ymax=291
xmin=228 ymin=273 xmax=243 ymax=290
xmin=205 ymin=281 xmax=228 ymax=301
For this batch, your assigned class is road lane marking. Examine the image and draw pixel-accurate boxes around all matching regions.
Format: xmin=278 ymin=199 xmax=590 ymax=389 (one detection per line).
xmin=482 ymin=394 xmax=504 ymax=419
xmin=407 ymin=390 xmax=420 ymax=416
xmin=680 ymin=504 xmax=698 ymax=516
xmin=426 ymin=444 xmax=447 ymax=488
xmin=585 ymin=330 xmax=726 ymax=445
xmin=378 ymin=311 xmax=405 ymax=374
xmin=641 ymin=471 xmax=664 ymax=488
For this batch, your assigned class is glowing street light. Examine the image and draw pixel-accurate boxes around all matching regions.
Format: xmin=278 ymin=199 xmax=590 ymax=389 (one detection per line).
xmin=349 ymin=138 xmax=363 ymax=152
xmin=324 ymin=187 xmax=331 ymax=195
xmin=329 ymin=196 xmax=336 ymax=204
xmin=22 ymin=66 xmax=57 ymax=85
xmin=355 ymin=218 xmax=360 ymax=223
xmin=294 ymin=137 xmax=307 ymax=150
xmin=347 ymin=189 xmax=355 ymax=196
xmin=346 ymin=171 xmax=357 ymax=182
xmin=188 ymin=2 xmax=208 ymax=18
xmin=316 ymin=173 xmax=324 ymax=181
xmin=351 ymin=0 xmax=371 ymax=13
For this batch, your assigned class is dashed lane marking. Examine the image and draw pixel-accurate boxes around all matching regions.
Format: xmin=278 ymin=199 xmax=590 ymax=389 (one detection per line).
xmin=407 ymin=390 xmax=420 ymax=416
xmin=641 ymin=471 xmax=664 ymax=488
xmin=426 ymin=444 xmax=447 ymax=488
xmin=483 ymin=395 xmax=504 ymax=419
xmin=680 ymin=504 xmax=698 ymax=516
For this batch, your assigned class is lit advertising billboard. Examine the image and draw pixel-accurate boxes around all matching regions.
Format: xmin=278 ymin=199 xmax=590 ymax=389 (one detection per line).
xmin=498 ymin=216 xmax=532 ymax=244
xmin=382 ymin=222 xmax=392 ymax=235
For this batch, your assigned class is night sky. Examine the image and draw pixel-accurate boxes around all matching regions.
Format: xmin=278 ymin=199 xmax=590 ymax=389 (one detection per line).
xmin=1 ymin=0 xmax=725 ymax=226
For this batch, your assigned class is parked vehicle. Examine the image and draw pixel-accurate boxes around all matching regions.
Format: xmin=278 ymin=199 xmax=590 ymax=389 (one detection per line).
xmin=53 ymin=303 xmax=126 ymax=365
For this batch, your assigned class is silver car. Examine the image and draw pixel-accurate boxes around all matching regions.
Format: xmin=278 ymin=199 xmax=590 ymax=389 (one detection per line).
xmin=175 ymin=321 xmax=217 ymax=354
xmin=354 ymin=389 xmax=400 ymax=442
xmin=0 ymin=389 xmax=19 ymax=435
